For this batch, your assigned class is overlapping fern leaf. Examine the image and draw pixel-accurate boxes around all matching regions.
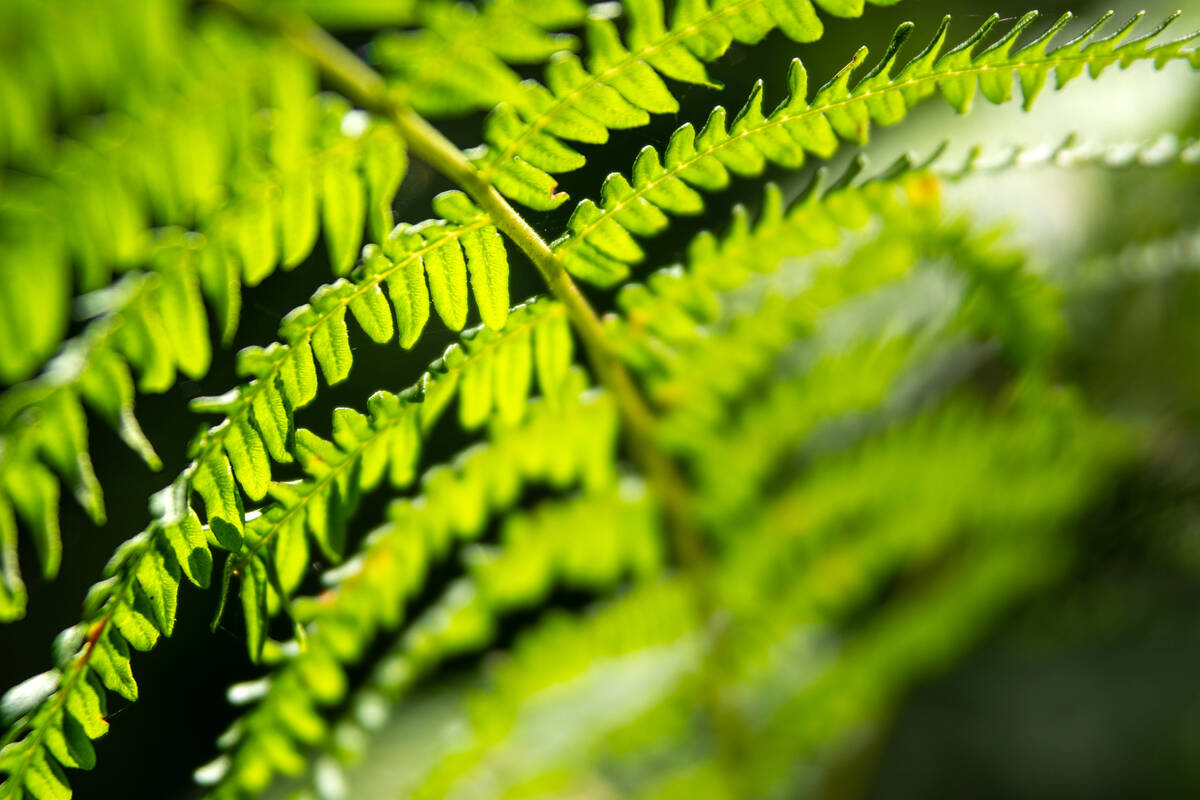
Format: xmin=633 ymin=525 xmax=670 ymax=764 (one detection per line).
xmin=553 ymin=9 xmax=1200 ymax=285
xmin=1 ymin=1 xmax=1198 ymax=799
xmin=0 ymin=273 xmax=572 ymax=796
xmin=371 ymin=0 xmax=587 ymax=115
xmin=194 ymin=373 xmax=653 ymax=797
xmin=466 ymin=0 xmax=902 ymax=209
xmin=202 ymin=157 xmax=1111 ymax=800
xmin=1 ymin=9 xmax=354 ymax=382
xmin=2 ymin=143 xmax=1190 ymax=799
xmin=372 ymin=388 xmax=1126 ymax=799
xmin=0 ymin=178 xmax=524 ymax=621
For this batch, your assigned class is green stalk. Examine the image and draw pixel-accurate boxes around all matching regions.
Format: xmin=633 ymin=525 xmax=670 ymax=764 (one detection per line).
xmin=268 ymin=12 xmax=708 ymax=572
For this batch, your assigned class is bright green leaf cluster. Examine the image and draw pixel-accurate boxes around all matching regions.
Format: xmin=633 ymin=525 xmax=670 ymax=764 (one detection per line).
xmin=552 ymin=10 xmax=1200 ymax=285
xmin=473 ymin=0 xmax=904 ymax=210
xmin=0 ymin=87 xmax=410 ymax=625
xmin=1 ymin=16 xmax=308 ymax=382
xmin=198 ymin=377 xmax=631 ymax=797
xmin=400 ymin=392 xmax=1127 ymax=799
xmin=2 ymin=2 xmax=1198 ymax=799
xmin=372 ymin=0 xmax=587 ymax=116
xmin=619 ymin=180 xmax=1059 ymax=512
xmin=194 ymin=297 xmax=573 ymax=661
xmin=0 ymin=0 xmax=193 ymax=166
xmin=0 ymin=289 xmax=573 ymax=796
xmin=187 ymin=282 xmax=563 ymax=551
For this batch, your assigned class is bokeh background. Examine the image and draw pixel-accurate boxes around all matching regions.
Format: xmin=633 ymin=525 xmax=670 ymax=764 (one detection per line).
xmin=5 ymin=0 xmax=1200 ymax=796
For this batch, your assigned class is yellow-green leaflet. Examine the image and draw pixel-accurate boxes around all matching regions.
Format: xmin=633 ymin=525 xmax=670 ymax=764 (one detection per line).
xmin=193 ymin=453 xmax=244 ymax=550
xmin=385 ymin=251 xmax=431 ymax=349
xmin=423 ymin=234 xmax=470 ymax=331
xmin=461 ymin=226 xmax=510 ymax=330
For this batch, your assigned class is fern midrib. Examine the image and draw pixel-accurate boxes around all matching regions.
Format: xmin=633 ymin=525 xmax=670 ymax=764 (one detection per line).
xmin=557 ymin=48 xmax=1185 ymax=257
xmin=479 ymin=0 xmax=767 ymax=179
xmin=230 ymin=302 xmax=564 ymax=571
xmin=0 ymin=569 xmax=129 ymax=794
xmin=194 ymin=218 xmax=489 ymax=472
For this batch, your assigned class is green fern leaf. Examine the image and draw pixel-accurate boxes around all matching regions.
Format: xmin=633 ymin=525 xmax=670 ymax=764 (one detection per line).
xmin=552 ymin=10 xmax=1200 ymax=284
xmin=372 ymin=0 xmax=585 ymax=116
xmin=2 ymin=3 xmax=1197 ymax=797
xmin=88 ymin=629 xmax=138 ymax=703
xmin=201 ymin=384 xmax=639 ymax=797
xmin=473 ymin=0 xmax=905 ymax=210
xmin=42 ymin=712 xmax=95 ymax=773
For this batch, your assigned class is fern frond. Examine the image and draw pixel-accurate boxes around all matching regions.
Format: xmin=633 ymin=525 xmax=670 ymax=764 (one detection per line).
xmin=665 ymin=272 xmax=1041 ymax=526
xmin=0 ymin=3 xmax=1190 ymax=796
xmin=0 ymin=189 xmax=523 ymax=620
xmin=550 ymin=10 xmax=1200 ymax=285
xmin=1066 ymin=226 xmax=1200 ymax=291
xmin=470 ymin=0 xmax=902 ymax=210
xmin=614 ymin=176 xmax=925 ymax=368
xmin=210 ymin=318 xmax=582 ymax=657
xmin=372 ymin=0 xmax=586 ymax=117
xmin=0 ymin=295 xmax=578 ymax=796
xmin=0 ymin=267 xmax=183 ymax=619
xmin=0 ymin=19 xmax=309 ymax=380
xmin=695 ymin=337 xmax=928 ymax=524
xmin=195 ymin=300 xmax=572 ymax=657
xmin=188 ymin=193 xmax=526 ymax=510
xmin=606 ymin=122 xmax=1200 ymax=400
xmin=909 ymin=131 xmax=1200 ymax=179
xmin=597 ymin=150 xmax=1071 ymax=533
xmin=396 ymin=394 xmax=1125 ymax=799
xmin=200 ymin=400 xmax=648 ymax=797
xmin=0 ymin=82 xmax=406 ymax=386
xmin=718 ymin=400 xmax=1126 ymax=795
xmin=605 ymin=166 xmax=921 ymax=370
xmin=676 ymin=224 xmax=1054 ymax=410
xmin=724 ymin=394 xmax=1125 ymax=612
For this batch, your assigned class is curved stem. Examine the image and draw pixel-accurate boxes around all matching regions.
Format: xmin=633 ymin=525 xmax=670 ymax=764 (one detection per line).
xmin=275 ymin=14 xmax=707 ymax=570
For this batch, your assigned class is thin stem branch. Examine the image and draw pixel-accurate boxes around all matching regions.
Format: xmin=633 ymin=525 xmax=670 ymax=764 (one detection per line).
xmin=273 ymin=13 xmax=707 ymax=570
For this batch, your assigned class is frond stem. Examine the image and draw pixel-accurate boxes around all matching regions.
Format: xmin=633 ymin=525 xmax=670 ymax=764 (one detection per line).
xmin=272 ymin=12 xmax=707 ymax=572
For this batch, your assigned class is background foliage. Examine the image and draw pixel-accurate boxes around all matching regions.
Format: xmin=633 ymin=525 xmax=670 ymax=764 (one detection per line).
xmin=2 ymin=0 xmax=1200 ymax=797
